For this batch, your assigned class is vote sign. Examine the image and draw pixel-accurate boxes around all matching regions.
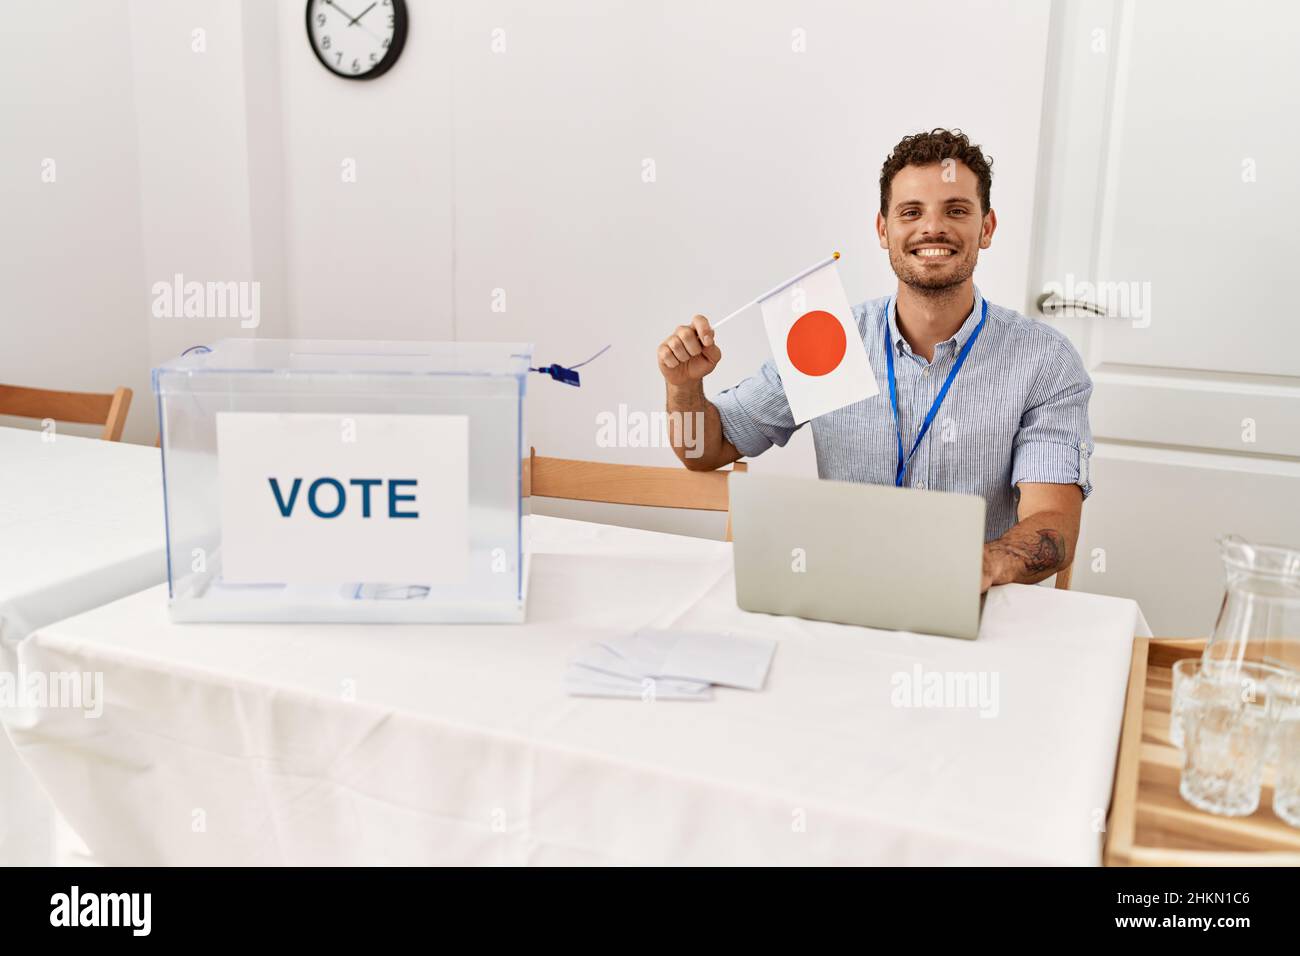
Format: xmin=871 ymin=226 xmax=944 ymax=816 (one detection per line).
xmin=215 ymin=412 xmax=468 ymax=585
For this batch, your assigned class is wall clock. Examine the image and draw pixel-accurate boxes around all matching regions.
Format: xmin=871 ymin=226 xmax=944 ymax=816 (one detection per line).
xmin=306 ymin=0 xmax=408 ymax=80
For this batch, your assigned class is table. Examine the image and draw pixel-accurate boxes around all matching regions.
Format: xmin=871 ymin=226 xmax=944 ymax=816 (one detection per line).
xmin=0 ymin=426 xmax=167 ymax=865
xmin=8 ymin=512 xmax=1150 ymax=865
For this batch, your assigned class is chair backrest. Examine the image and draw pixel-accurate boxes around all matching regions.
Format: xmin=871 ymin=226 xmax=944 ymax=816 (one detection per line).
xmin=521 ymin=448 xmax=1075 ymax=587
xmin=0 ymin=384 xmax=133 ymax=442
xmin=523 ymin=447 xmax=748 ymax=540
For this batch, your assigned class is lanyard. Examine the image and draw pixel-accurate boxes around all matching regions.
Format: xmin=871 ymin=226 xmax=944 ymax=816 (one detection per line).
xmin=884 ymin=296 xmax=988 ymax=487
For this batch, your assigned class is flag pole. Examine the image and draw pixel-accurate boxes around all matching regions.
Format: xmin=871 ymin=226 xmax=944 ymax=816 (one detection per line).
xmin=712 ymin=251 xmax=841 ymax=331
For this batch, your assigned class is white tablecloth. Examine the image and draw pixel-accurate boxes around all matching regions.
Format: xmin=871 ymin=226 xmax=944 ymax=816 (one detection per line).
xmin=0 ymin=426 xmax=167 ymax=865
xmin=7 ymin=513 xmax=1150 ymax=865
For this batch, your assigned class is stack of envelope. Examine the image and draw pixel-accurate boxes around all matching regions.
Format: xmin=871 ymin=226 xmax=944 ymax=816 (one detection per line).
xmin=564 ymin=628 xmax=777 ymax=700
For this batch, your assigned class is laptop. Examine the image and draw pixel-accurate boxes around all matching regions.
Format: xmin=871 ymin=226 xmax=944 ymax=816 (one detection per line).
xmin=728 ymin=471 xmax=987 ymax=640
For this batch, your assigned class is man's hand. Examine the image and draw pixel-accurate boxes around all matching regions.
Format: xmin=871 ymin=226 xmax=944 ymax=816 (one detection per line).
xmin=980 ymin=482 xmax=1083 ymax=592
xmin=658 ymin=315 xmax=722 ymax=387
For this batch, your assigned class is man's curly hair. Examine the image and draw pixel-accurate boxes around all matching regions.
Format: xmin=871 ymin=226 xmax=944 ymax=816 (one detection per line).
xmin=879 ymin=128 xmax=993 ymax=215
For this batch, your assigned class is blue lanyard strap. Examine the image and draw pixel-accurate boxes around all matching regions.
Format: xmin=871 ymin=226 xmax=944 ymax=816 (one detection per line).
xmin=884 ymin=296 xmax=988 ymax=487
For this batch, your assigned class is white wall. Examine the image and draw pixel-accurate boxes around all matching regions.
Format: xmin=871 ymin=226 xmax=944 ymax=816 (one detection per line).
xmin=0 ymin=1 xmax=153 ymax=444
xmin=276 ymin=0 xmax=455 ymax=341
xmin=0 ymin=0 xmax=289 ymax=445
xmin=128 ymin=0 xmax=291 ymax=370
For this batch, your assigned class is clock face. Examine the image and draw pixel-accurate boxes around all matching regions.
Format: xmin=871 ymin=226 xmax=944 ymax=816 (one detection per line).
xmin=306 ymin=0 xmax=407 ymax=80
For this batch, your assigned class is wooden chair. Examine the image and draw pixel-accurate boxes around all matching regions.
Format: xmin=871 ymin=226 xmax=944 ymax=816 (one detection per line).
xmin=523 ymin=447 xmax=748 ymax=540
xmin=0 ymin=384 xmax=133 ymax=442
xmin=521 ymin=448 xmax=1077 ymax=586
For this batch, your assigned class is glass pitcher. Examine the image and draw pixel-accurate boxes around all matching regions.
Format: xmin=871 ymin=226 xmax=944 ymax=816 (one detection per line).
xmin=1203 ymin=535 xmax=1300 ymax=673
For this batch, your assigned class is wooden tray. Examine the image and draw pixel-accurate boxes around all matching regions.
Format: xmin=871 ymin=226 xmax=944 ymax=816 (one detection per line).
xmin=1105 ymin=637 xmax=1300 ymax=865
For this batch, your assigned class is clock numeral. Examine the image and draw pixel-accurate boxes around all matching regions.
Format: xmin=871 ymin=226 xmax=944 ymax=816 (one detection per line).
xmin=312 ymin=0 xmax=401 ymax=77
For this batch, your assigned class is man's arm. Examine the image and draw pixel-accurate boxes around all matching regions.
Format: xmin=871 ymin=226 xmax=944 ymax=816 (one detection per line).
xmin=981 ymin=482 xmax=1083 ymax=592
xmin=665 ymin=381 xmax=743 ymax=471
xmin=659 ymin=314 xmax=742 ymax=471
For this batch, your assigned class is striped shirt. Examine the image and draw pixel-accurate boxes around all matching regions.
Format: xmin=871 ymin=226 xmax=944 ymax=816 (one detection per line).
xmin=711 ymin=286 xmax=1094 ymax=541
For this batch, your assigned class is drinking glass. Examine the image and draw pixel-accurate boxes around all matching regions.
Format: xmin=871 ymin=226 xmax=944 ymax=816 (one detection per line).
xmin=1172 ymin=658 xmax=1279 ymax=752
xmin=1269 ymin=670 xmax=1300 ymax=827
xmin=1180 ymin=692 xmax=1269 ymax=816
xmin=1171 ymin=658 xmax=1237 ymax=750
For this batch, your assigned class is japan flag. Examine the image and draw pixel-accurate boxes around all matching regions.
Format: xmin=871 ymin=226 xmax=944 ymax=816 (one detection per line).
xmin=759 ymin=260 xmax=878 ymax=424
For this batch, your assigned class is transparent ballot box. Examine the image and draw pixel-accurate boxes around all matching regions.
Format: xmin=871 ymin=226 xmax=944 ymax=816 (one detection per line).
xmin=153 ymin=339 xmax=532 ymax=623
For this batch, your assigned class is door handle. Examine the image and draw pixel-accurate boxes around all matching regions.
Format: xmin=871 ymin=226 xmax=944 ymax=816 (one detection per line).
xmin=1036 ymin=291 xmax=1110 ymax=317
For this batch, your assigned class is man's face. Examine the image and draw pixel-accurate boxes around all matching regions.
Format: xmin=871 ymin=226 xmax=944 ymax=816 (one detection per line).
xmin=877 ymin=161 xmax=995 ymax=293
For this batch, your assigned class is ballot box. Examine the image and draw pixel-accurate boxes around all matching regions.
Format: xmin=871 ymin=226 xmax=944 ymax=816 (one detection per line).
xmin=152 ymin=339 xmax=532 ymax=622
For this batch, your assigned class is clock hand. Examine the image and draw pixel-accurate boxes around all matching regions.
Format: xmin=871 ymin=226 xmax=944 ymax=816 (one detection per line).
xmin=348 ymin=2 xmax=377 ymax=26
xmin=323 ymin=0 xmax=361 ymax=25
xmin=323 ymin=0 xmax=384 ymax=45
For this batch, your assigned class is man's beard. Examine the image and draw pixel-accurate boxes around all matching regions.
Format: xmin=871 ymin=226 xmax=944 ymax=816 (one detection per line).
xmin=888 ymin=243 xmax=978 ymax=296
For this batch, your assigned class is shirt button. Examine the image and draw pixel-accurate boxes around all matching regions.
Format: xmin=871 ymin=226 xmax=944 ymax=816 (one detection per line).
xmin=922 ymin=367 xmax=931 ymax=376
xmin=914 ymin=480 xmax=926 ymax=490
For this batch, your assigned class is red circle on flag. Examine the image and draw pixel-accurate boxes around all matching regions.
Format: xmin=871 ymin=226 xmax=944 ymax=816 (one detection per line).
xmin=786 ymin=310 xmax=846 ymax=376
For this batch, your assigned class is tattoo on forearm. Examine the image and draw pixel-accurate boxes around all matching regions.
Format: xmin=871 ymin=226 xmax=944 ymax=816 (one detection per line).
xmin=990 ymin=529 xmax=1066 ymax=576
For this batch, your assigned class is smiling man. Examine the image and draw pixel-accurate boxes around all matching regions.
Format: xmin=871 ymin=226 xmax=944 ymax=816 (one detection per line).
xmin=657 ymin=128 xmax=1093 ymax=592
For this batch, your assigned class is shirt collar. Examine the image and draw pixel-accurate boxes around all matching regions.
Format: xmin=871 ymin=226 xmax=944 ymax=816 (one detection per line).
xmin=886 ymin=287 xmax=986 ymax=357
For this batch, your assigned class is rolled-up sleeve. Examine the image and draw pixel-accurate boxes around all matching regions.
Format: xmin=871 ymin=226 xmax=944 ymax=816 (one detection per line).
xmin=1011 ymin=337 xmax=1095 ymax=498
xmin=711 ymin=358 xmax=803 ymax=459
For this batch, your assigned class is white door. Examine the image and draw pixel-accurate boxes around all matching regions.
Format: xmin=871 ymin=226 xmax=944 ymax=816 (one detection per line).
xmin=1028 ymin=0 xmax=1300 ymax=636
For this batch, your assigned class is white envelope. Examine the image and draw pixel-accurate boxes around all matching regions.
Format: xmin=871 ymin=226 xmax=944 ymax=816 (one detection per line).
xmin=563 ymin=664 xmax=714 ymax=701
xmin=594 ymin=628 xmax=777 ymax=691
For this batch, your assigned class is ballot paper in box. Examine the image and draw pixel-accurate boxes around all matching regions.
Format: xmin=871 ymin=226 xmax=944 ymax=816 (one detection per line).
xmin=152 ymin=339 xmax=532 ymax=623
